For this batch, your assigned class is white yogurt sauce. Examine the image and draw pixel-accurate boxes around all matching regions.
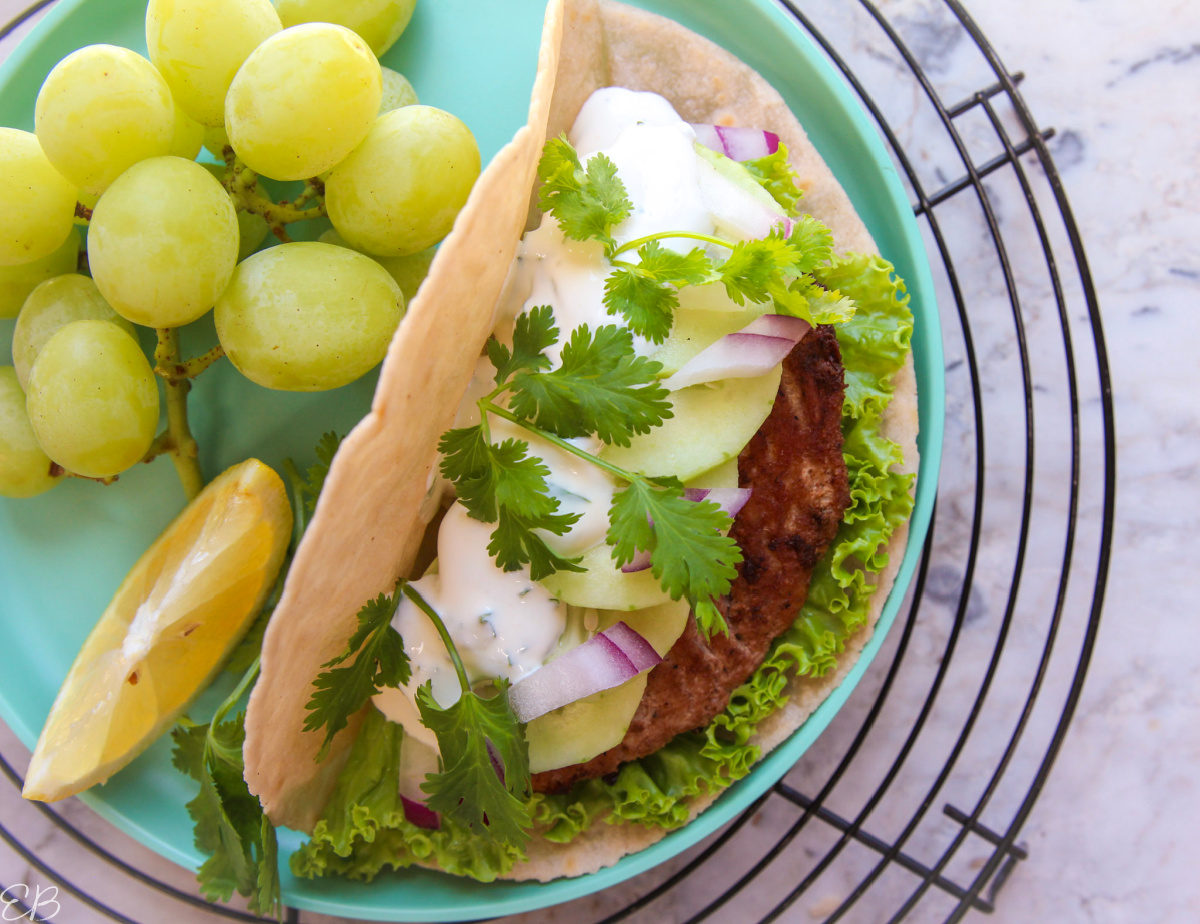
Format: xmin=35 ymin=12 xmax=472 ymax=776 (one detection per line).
xmin=373 ymin=502 xmax=566 ymax=741
xmin=376 ymin=88 xmax=716 ymax=737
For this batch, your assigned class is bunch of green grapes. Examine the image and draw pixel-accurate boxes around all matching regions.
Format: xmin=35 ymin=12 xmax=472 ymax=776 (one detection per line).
xmin=1 ymin=0 xmax=480 ymax=500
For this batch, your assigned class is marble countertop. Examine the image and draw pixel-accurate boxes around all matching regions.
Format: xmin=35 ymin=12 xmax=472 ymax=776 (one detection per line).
xmin=0 ymin=0 xmax=1195 ymax=922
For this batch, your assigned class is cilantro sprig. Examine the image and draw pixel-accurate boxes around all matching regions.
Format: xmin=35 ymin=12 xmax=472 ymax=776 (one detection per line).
xmin=439 ymin=304 xmax=740 ymax=636
xmin=602 ymin=220 xmax=853 ymax=341
xmin=303 ymin=586 xmax=410 ymax=761
xmin=537 ymin=134 xmax=631 ymax=252
xmin=172 ymin=659 xmax=280 ymax=920
xmin=440 ymin=305 xmax=674 ymax=581
xmin=608 ymin=478 xmax=740 ymax=637
xmin=172 ymin=434 xmax=350 ymax=918
xmin=401 ymin=582 xmax=533 ymax=848
xmin=536 ymin=135 xmax=856 ymax=342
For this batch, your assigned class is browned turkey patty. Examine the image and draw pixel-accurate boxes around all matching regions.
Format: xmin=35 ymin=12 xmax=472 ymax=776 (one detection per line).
xmin=532 ymin=323 xmax=850 ymax=794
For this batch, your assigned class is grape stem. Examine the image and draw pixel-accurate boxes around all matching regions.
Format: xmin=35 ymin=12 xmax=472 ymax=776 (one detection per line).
xmin=48 ymin=462 xmax=117 ymax=486
xmin=147 ymin=328 xmax=204 ymax=501
xmin=222 ymin=155 xmax=327 ymax=244
xmin=74 ymin=201 xmax=92 ymax=223
xmin=156 ymin=343 xmax=226 ymax=382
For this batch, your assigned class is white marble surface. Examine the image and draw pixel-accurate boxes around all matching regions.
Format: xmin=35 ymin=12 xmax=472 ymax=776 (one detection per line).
xmin=0 ymin=0 xmax=1196 ymax=922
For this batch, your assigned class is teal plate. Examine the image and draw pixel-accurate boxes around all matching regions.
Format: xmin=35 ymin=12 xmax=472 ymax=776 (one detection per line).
xmin=0 ymin=0 xmax=944 ymax=920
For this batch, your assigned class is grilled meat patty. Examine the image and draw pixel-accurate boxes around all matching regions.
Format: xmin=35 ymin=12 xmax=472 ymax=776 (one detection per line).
xmin=533 ymin=323 xmax=851 ymax=794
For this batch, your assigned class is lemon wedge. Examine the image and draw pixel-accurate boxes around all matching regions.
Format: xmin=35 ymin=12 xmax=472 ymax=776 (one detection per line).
xmin=23 ymin=458 xmax=292 ymax=802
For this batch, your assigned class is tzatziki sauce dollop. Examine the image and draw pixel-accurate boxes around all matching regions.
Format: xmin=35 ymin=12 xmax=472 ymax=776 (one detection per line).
xmin=374 ymin=87 xmax=715 ymax=741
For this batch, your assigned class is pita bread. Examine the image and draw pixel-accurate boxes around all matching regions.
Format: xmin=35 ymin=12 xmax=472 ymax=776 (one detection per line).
xmin=244 ymin=0 xmax=919 ymax=881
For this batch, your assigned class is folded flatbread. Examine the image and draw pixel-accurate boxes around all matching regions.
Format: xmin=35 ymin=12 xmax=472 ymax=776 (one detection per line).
xmin=244 ymin=0 xmax=918 ymax=881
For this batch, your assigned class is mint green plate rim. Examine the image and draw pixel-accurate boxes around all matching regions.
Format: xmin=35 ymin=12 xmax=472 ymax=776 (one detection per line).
xmin=0 ymin=0 xmax=944 ymax=920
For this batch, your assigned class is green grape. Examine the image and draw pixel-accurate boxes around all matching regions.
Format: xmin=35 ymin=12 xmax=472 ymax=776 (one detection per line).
xmin=235 ymin=211 xmax=271 ymax=261
xmin=89 ymin=157 xmax=239 ymax=328
xmin=225 ymin=23 xmax=381 ymax=181
xmin=0 ymin=227 xmax=78 ymax=319
xmin=26 ymin=320 xmax=160 ymax=479
xmin=146 ymin=0 xmax=282 ymax=127
xmin=275 ymin=0 xmax=416 ymax=57
xmin=327 ymin=105 xmax=479 ymax=256
xmin=169 ymin=104 xmax=205 ymax=160
xmin=319 ymin=228 xmax=433 ymax=304
xmin=201 ymin=163 xmax=269 ymax=260
xmin=0 ymin=367 xmax=62 ymax=498
xmin=214 ymin=242 xmax=403 ymax=391
xmin=34 ymin=45 xmax=175 ymax=196
xmin=12 ymin=274 xmax=138 ymax=390
xmin=0 ymin=128 xmax=77 ymax=267
xmin=202 ymin=124 xmax=231 ymax=161
xmin=380 ymin=66 xmax=418 ymax=113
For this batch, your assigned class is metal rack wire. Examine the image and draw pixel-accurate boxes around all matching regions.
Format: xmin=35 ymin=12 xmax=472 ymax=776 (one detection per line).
xmin=0 ymin=0 xmax=1113 ymax=921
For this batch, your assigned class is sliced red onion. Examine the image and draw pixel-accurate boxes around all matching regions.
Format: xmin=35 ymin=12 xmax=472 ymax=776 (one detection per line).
xmin=620 ymin=489 xmax=752 ymax=573
xmin=661 ymin=314 xmax=812 ymax=391
xmin=683 ymin=487 xmax=753 ymax=518
xmin=600 ymin=622 xmax=662 ymax=670
xmin=399 ymin=735 xmax=441 ymax=829
xmin=742 ymin=313 xmax=812 ymax=340
xmin=691 ymin=123 xmax=781 ymax=161
xmin=620 ymin=548 xmax=653 ymax=574
xmin=401 ymin=795 xmax=440 ymax=830
xmin=508 ymin=622 xmax=662 ymax=723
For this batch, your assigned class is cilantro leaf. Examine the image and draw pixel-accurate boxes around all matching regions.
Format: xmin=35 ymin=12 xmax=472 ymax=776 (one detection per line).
xmin=603 ymin=266 xmax=677 ymax=343
xmin=439 ymin=425 xmax=494 ymax=508
xmin=303 ymin=588 xmax=410 ymax=761
xmin=416 ymin=681 xmax=532 ymax=848
xmin=172 ymin=666 xmax=281 ymax=920
xmin=488 ymin=505 xmax=582 ymax=579
xmin=304 ymin=431 xmax=342 ymax=514
xmin=440 ymin=425 xmax=583 ymax=580
xmin=604 ymin=241 xmax=713 ymax=342
xmin=636 ymin=240 xmax=714 ymax=285
xmin=791 ymin=275 xmax=857 ymax=325
xmin=509 ymin=324 xmax=672 ymax=446
xmin=484 ymin=439 xmax=560 ymax=519
xmin=252 ymin=817 xmax=281 ymax=918
xmin=487 ymin=304 xmax=556 ymax=383
xmin=784 ymin=215 xmax=835 ymax=275
xmin=743 ymin=144 xmax=803 ymax=216
xmin=771 ymin=275 xmax=857 ymax=326
xmin=718 ymin=236 xmax=795 ymax=305
xmin=607 ymin=479 xmax=742 ymax=637
xmin=536 ymin=135 xmax=631 ymax=250
xmin=767 ymin=275 xmax=815 ymax=324
xmin=170 ymin=721 xmax=206 ymax=781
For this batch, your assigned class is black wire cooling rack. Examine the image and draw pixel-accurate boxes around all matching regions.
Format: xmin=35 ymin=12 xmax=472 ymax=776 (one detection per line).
xmin=0 ymin=0 xmax=1114 ymax=921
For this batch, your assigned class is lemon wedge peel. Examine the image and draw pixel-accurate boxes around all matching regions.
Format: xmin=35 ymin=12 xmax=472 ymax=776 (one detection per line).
xmin=22 ymin=458 xmax=292 ymax=803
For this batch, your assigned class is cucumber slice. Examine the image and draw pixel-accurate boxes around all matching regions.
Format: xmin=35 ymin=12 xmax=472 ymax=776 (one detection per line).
xmin=651 ymin=306 xmax=765 ymax=375
xmin=695 ymin=143 xmax=787 ymax=242
xmin=601 ymin=367 xmax=782 ymax=480
xmin=604 ymin=598 xmax=691 ymax=657
xmin=527 ymin=675 xmax=648 ymax=773
xmin=685 ymin=455 xmax=740 ymax=491
xmin=677 ymin=281 xmax=764 ymax=313
xmin=527 ymin=600 xmax=690 ymax=773
xmin=541 ymin=542 xmax=671 ymax=611
xmin=694 ymin=142 xmax=783 ymax=212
